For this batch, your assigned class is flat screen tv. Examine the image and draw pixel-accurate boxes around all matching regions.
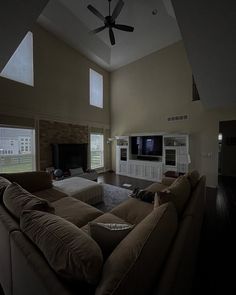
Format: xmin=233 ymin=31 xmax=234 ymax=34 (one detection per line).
xmin=141 ymin=136 xmax=163 ymax=156
xmin=52 ymin=143 xmax=88 ymax=172
xmin=130 ymin=135 xmax=163 ymax=157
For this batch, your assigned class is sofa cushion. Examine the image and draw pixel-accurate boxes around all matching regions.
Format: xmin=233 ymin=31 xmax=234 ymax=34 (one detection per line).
xmin=95 ymin=202 xmax=178 ymax=295
xmin=146 ymin=182 xmax=167 ymax=193
xmin=88 ymin=222 xmax=134 ymax=259
xmin=20 ymin=210 xmax=103 ymax=285
xmin=0 ymin=176 xmax=11 ymax=201
xmin=3 ymin=183 xmax=55 ymax=219
xmin=34 ymin=188 xmax=68 ymax=203
xmin=0 ymin=171 xmax=52 ymax=193
xmin=53 ymin=197 xmax=103 ymax=227
xmin=186 ymin=170 xmax=200 ymax=189
xmin=110 ymin=197 xmax=153 ymax=225
xmin=154 ymin=176 xmax=191 ymax=216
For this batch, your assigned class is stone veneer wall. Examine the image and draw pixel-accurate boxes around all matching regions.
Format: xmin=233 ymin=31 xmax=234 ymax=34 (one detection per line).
xmin=39 ymin=120 xmax=88 ymax=170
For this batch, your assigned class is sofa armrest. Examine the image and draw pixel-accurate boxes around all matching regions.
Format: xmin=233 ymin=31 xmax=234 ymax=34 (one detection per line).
xmin=161 ymin=177 xmax=176 ymax=187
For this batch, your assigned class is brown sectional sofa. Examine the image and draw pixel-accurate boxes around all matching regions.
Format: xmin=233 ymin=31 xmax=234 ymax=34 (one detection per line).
xmin=0 ymin=171 xmax=206 ymax=295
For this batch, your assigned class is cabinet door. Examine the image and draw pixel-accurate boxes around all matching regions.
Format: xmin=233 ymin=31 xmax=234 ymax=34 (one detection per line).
xmin=165 ymin=148 xmax=177 ymax=166
xmin=144 ymin=164 xmax=162 ymax=182
xmin=119 ymin=162 xmax=128 ymax=175
xmin=151 ymin=165 xmax=162 ymax=182
xmin=135 ymin=163 xmax=143 ymax=178
xmin=176 ymin=147 xmax=188 ymax=173
xmin=128 ymin=162 xmax=136 ymax=176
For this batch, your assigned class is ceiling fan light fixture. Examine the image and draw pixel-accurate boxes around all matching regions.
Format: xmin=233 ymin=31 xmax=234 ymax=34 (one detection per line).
xmin=87 ymin=0 xmax=134 ymax=46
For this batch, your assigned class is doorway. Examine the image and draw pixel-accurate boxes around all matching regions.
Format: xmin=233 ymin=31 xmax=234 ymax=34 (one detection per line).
xmin=218 ymin=120 xmax=236 ymax=180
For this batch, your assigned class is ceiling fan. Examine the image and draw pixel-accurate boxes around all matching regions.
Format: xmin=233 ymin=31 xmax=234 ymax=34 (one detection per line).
xmin=87 ymin=0 xmax=134 ymax=46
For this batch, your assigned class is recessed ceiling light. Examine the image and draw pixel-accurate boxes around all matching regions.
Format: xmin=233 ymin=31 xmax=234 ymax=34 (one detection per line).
xmin=152 ymin=9 xmax=158 ymax=15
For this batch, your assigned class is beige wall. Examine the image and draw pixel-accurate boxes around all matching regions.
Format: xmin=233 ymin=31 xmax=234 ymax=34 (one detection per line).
xmin=0 ymin=24 xmax=110 ymax=127
xmin=110 ymin=41 xmax=236 ymax=187
xmin=0 ymin=24 xmax=111 ymax=171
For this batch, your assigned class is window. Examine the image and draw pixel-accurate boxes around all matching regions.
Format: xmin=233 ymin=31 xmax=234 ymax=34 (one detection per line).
xmin=89 ymin=69 xmax=103 ymax=108
xmin=192 ymin=75 xmax=200 ymax=101
xmin=0 ymin=127 xmax=36 ymax=173
xmin=90 ymin=133 xmax=104 ymax=169
xmin=0 ymin=32 xmax=34 ymax=86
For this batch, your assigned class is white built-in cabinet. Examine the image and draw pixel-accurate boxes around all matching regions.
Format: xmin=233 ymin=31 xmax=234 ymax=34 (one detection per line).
xmin=116 ymin=138 xmax=129 ymax=175
xmin=128 ymin=160 xmax=163 ymax=182
xmin=116 ymin=134 xmax=189 ymax=182
xmin=163 ymin=135 xmax=189 ymax=174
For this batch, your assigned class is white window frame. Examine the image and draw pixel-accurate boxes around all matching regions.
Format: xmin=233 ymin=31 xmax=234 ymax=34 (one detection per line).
xmin=90 ymin=133 xmax=104 ymax=170
xmin=0 ymin=126 xmax=36 ymax=173
xmin=89 ymin=69 xmax=103 ymax=108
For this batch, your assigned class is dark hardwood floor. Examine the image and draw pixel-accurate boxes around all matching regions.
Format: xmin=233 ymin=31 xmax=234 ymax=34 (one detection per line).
xmin=193 ymin=175 xmax=236 ymax=294
xmin=98 ymin=171 xmax=154 ymax=191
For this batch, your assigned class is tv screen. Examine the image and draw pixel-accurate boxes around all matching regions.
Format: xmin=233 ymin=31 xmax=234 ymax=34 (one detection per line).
xmin=141 ymin=136 xmax=163 ymax=156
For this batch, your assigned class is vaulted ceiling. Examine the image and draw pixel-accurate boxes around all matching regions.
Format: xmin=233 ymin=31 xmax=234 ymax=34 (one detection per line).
xmin=38 ymin=0 xmax=182 ymax=71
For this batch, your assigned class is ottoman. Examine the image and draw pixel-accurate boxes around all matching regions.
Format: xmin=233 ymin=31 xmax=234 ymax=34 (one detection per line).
xmin=53 ymin=176 xmax=103 ymax=205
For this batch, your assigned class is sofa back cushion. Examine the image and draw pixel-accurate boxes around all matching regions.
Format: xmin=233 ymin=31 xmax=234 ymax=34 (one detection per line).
xmin=20 ymin=210 xmax=103 ymax=285
xmin=156 ymin=176 xmax=206 ymax=295
xmin=95 ymin=202 xmax=178 ymax=295
xmin=0 ymin=171 xmax=52 ymax=193
xmin=155 ymin=176 xmax=191 ymax=217
xmin=0 ymin=176 xmax=11 ymax=201
xmin=3 ymin=183 xmax=54 ymax=219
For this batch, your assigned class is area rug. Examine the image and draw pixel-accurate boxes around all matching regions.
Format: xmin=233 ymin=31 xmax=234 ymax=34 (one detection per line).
xmin=95 ymin=183 xmax=132 ymax=212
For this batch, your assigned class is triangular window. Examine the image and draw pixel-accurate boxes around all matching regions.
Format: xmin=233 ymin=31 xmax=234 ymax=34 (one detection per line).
xmin=0 ymin=32 xmax=34 ymax=86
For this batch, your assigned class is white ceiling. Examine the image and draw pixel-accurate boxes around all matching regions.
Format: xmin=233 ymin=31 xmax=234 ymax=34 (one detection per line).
xmin=38 ymin=0 xmax=182 ymax=71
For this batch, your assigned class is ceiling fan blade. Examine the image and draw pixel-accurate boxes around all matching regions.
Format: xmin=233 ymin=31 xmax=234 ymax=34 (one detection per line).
xmin=109 ymin=28 xmax=115 ymax=46
xmin=114 ymin=24 xmax=134 ymax=32
xmin=111 ymin=0 xmax=124 ymax=20
xmin=87 ymin=5 xmax=105 ymax=22
xmin=90 ymin=26 xmax=106 ymax=34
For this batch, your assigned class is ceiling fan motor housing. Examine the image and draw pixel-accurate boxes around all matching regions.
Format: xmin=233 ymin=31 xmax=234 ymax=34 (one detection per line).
xmin=87 ymin=0 xmax=134 ymax=45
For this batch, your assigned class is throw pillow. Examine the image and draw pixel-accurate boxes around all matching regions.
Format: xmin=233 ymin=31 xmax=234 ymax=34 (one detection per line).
xmin=154 ymin=191 xmax=172 ymax=208
xmin=187 ymin=170 xmax=200 ymax=189
xmin=20 ymin=210 xmax=103 ymax=285
xmin=69 ymin=167 xmax=84 ymax=177
xmin=162 ymin=175 xmax=191 ymax=216
xmin=0 ymin=176 xmax=11 ymax=201
xmin=88 ymin=222 xmax=134 ymax=259
xmin=3 ymin=182 xmax=55 ymax=219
